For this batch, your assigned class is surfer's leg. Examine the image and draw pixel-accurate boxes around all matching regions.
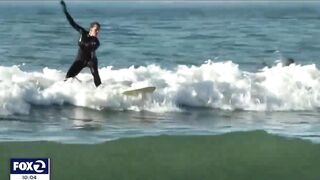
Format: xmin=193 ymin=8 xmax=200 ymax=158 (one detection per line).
xmin=88 ymin=60 xmax=101 ymax=87
xmin=65 ymin=61 xmax=85 ymax=79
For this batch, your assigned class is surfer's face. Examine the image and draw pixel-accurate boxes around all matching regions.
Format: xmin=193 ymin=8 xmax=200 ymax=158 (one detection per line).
xmin=89 ymin=25 xmax=99 ymax=37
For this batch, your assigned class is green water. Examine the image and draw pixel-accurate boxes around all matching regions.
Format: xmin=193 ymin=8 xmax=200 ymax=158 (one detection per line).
xmin=1 ymin=131 xmax=320 ymax=180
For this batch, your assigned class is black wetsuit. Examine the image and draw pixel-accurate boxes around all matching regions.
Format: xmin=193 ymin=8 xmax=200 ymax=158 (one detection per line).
xmin=62 ymin=7 xmax=101 ymax=87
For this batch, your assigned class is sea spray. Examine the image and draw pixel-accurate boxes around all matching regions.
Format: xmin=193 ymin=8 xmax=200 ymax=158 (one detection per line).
xmin=1 ymin=61 xmax=320 ymax=115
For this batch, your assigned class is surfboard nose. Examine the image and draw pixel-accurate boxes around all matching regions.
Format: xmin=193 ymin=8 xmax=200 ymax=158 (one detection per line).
xmin=122 ymin=86 xmax=156 ymax=96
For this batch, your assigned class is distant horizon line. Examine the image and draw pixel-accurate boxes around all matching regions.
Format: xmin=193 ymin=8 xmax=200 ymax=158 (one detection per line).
xmin=0 ymin=0 xmax=319 ymax=2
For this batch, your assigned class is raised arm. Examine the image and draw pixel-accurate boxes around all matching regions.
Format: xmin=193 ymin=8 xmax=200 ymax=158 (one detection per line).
xmin=60 ymin=0 xmax=87 ymax=33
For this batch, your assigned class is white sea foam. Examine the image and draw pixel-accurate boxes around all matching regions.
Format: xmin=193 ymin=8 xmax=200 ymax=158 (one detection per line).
xmin=1 ymin=60 xmax=320 ymax=115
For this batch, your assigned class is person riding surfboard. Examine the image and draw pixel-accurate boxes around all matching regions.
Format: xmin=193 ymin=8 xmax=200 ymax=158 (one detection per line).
xmin=60 ymin=0 xmax=102 ymax=87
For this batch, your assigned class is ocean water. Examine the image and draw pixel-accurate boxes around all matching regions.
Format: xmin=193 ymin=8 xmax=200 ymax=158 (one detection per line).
xmin=1 ymin=1 xmax=320 ymax=143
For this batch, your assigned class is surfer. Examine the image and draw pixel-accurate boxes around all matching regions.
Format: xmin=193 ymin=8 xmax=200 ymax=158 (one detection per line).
xmin=60 ymin=0 xmax=101 ymax=87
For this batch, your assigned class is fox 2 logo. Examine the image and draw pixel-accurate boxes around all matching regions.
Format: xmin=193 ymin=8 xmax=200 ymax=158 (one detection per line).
xmin=10 ymin=158 xmax=50 ymax=174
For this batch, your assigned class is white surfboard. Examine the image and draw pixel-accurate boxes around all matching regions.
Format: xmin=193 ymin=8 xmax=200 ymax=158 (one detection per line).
xmin=122 ymin=86 xmax=156 ymax=96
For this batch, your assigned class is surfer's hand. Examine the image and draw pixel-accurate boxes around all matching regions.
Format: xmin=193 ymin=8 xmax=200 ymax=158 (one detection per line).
xmin=60 ymin=0 xmax=67 ymax=11
xmin=60 ymin=0 xmax=66 ymax=6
